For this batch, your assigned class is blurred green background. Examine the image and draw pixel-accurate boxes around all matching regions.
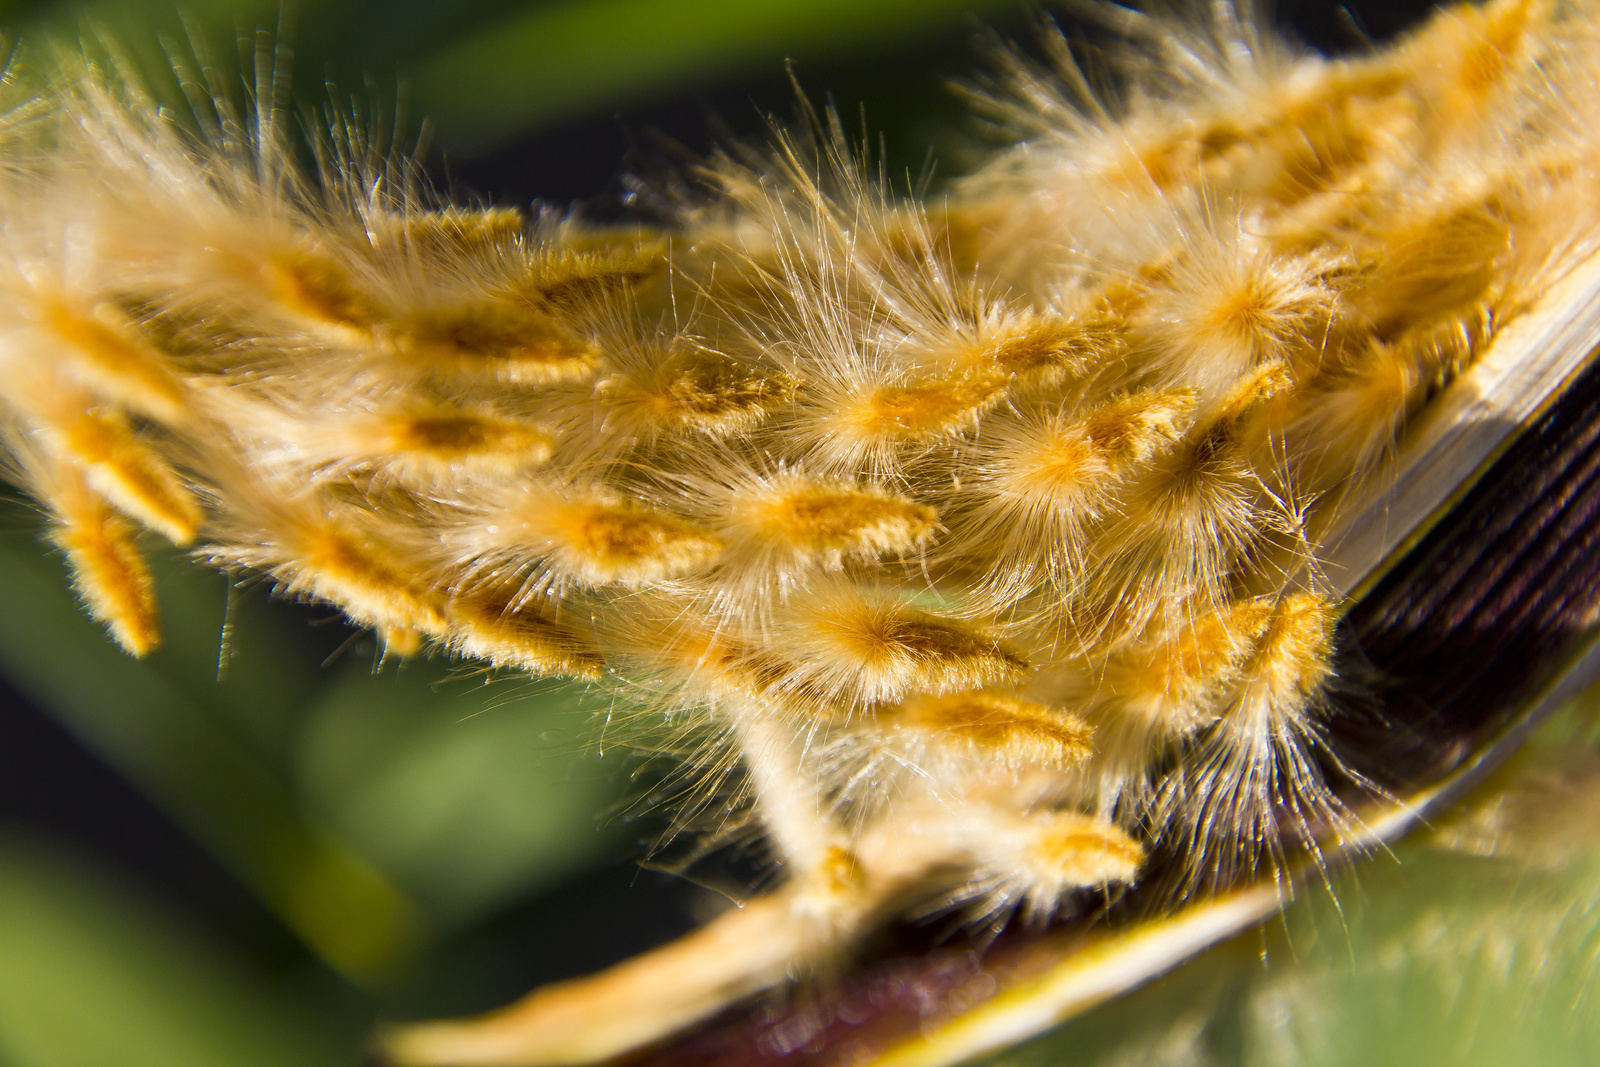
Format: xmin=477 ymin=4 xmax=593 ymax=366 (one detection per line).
xmin=2 ymin=1 xmax=1595 ymax=1065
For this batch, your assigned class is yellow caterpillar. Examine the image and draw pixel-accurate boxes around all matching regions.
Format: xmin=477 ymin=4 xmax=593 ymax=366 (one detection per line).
xmin=0 ymin=1 xmax=1594 ymax=1063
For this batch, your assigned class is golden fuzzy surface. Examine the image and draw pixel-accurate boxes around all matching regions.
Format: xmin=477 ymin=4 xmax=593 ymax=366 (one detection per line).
xmin=1 ymin=1 xmax=1596 ymax=1062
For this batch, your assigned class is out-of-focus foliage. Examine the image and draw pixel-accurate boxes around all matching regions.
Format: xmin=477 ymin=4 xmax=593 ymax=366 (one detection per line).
xmin=0 ymin=512 xmax=633 ymax=974
xmin=991 ymin=698 xmax=1600 ymax=1067
xmin=403 ymin=0 xmax=1029 ymax=151
xmin=0 ymin=513 xmax=428 ymax=982
xmin=0 ymin=831 xmax=361 ymax=1067
xmin=2 ymin=0 xmax=1028 ymax=155
xmin=296 ymin=665 xmax=627 ymax=928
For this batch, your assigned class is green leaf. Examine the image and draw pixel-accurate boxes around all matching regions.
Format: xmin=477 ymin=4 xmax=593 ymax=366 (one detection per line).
xmin=0 ymin=833 xmax=360 ymax=1067
xmin=407 ymin=0 xmax=1029 ymax=152
xmin=0 ymin=520 xmax=425 ymax=984
xmin=295 ymin=662 xmax=631 ymax=928
xmin=992 ymin=702 xmax=1600 ymax=1067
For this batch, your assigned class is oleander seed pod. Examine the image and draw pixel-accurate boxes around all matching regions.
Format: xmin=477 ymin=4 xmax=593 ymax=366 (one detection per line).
xmin=4 ymin=1 xmax=1600 ymax=1066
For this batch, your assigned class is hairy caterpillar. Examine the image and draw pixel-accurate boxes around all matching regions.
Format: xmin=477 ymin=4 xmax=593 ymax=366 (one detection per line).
xmin=3 ymin=1 xmax=1600 ymax=1064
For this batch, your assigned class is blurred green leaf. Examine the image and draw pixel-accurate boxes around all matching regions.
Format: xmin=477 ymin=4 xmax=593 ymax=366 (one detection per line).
xmin=0 ymin=505 xmax=632 ymax=976
xmin=3 ymin=0 xmax=1027 ymax=165
xmin=295 ymin=663 xmax=630 ymax=928
xmin=992 ymin=701 xmax=1600 ymax=1067
xmin=0 ymin=832 xmax=359 ymax=1067
xmin=408 ymin=0 xmax=1028 ymax=152
xmin=0 ymin=521 xmax=425 ymax=983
